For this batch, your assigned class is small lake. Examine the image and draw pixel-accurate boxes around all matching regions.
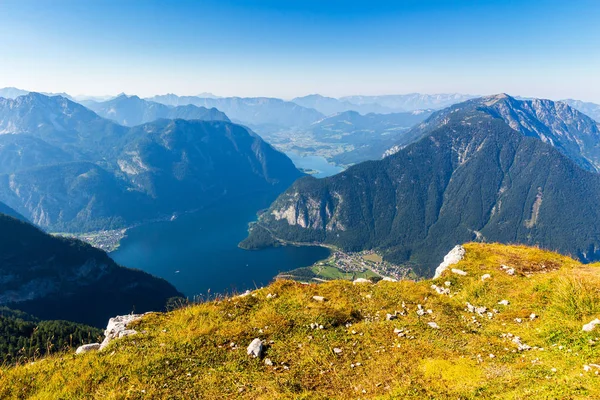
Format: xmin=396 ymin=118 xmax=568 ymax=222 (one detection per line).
xmin=110 ymin=194 xmax=330 ymax=298
xmin=285 ymin=152 xmax=344 ymax=178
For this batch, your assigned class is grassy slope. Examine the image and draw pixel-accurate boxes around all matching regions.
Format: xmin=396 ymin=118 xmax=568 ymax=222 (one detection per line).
xmin=2 ymin=243 xmax=600 ymax=399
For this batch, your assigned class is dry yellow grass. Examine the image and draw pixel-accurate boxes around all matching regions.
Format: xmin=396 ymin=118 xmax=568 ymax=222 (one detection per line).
xmin=1 ymin=243 xmax=600 ymax=399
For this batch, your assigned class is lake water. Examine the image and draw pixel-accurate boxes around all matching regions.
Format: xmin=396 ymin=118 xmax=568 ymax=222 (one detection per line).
xmin=285 ymin=152 xmax=344 ymax=178
xmin=110 ymin=194 xmax=330 ymax=298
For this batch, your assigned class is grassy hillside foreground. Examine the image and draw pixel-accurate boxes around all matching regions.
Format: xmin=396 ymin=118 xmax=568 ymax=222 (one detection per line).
xmin=2 ymin=243 xmax=600 ymax=399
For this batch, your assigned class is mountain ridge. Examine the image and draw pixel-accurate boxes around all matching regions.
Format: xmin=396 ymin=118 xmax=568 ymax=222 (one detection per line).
xmin=244 ymin=95 xmax=600 ymax=276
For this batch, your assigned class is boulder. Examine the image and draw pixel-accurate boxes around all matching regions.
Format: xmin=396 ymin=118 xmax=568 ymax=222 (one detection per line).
xmin=312 ymin=296 xmax=327 ymax=302
xmin=434 ymin=245 xmax=466 ymax=279
xmin=75 ymin=343 xmax=100 ymax=354
xmin=100 ymin=314 xmax=146 ymax=350
xmin=247 ymin=338 xmax=264 ymax=358
xmin=451 ymin=268 xmax=467 ymax=276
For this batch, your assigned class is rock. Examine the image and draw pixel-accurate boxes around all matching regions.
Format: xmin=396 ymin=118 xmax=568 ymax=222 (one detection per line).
xmin=100 ymin=314 xmax=146 ymax=350
xmin=481 ymin=274 xmax=491 ymax=281
xmin=582 ymin=319 xmax=600 ymax=332
xmin=353 ymin=278 xmax=371 ymax=284
xmin=434 ymin=245 xmax=466 ymax=279
xmin=266 ymin=293 xmax=276 ymax=299
xmin=386 ymin=313 xmax=397 ymax=321
xmin=501 ymin=265 xmax=516 ymax=275
xmin=381 ymin=277 xmax=397 ymax=282
xmin=264 ymin=358 xmax=273 ymax=366
xmin=498 ymin=300 xmax=510 ymax=306
xmin=444 ymin=281 xmax=452 ymax=287
xmin=247 ymin=338 xmax=263 ymax=358
xmin=431 ymin=284 xmax=450 ymax=295
xmin=514 ymin=318 xmax=522 ymax=323
xmin=75 ymin=343 xmax=100 ymax=354
xmin=451 ymin=268 xmax=467 ymax=276
xmin=428 ymin=322 xmax=440 ymax=329
xmin=312 ymin=296 xmax=327 ymax=302
xmin=333 ymin=347 xmax=343 ymax=354
xmin=529 ymin=313 xmax=538 ymax=321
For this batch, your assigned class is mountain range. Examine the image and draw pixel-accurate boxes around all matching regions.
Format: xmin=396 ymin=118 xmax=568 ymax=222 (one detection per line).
xmin=147 ymin=94 xmax=325 ymax=130
xmin=561 ymin=99 xmax=600 ymax=123
xmin=306 ymin=110 xmax=433 ymax=165
xmin=243 ymin=94 xmax=600 ymax=276
xmin=0 ymin=93 xmax=302 ymax=232
xmin=84 ymin=94 xmax=230 ymax=126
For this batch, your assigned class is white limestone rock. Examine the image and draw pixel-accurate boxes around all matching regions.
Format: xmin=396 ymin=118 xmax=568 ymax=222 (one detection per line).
xmin=481 ymin=274 xmax=491 ymax=281
xmin=428 ymin=322 xmax=440 ymax=329
xmin=76 ymin=343 xmax=100 ymax=354
xmin=353 ymin=278 xmax=371 ymax=284
xmin=100 ymin=313 xmax=146 ymax=351
xmin=247 ymin=338 xmax=264 ymax=358
xmin=312 ymin=296 xmax=327 ymax=302
xmin=451 ymin=268 xmax=468 ymax=276
xmin=434 ymin=245 xmax=466 ymax=279
xmin=501 ymin=265 xmax=516 ymax=275
xmin=582 ymin=318 xmax=600 ymax=332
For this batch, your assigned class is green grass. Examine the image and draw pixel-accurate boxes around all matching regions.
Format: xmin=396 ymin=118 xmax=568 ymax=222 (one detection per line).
xmin=309 ymin=264 xmax=380 ymax=281
xmin=2 ymin=243 xmax=600 ymax=399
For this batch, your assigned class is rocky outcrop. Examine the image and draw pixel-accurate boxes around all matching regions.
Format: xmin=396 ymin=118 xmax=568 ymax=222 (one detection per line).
xmin=434 ymin=245 xmax=466 ymax=279
xmin=100 ymin=314 xmax=147 ymax=350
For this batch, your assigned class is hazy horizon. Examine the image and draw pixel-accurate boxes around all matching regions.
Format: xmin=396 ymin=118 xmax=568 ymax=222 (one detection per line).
xmin=1 ymin=0 xmax=599 ymax=102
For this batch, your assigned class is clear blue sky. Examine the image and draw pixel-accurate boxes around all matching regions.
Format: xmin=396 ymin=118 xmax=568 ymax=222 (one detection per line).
xmin=0 ymin=0 xmax=599 ymax=101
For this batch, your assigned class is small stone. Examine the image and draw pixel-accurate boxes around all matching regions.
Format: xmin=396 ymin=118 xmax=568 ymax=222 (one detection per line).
xmin=381 ymin=277 xmax=397 ymax=282
xmin=353 ymin=278 xmax=371 ymax=284
xmin=333 ymin=347 xmax=343 ymax=355
xmin=551 ymin=368 xmax=557 ymax=372
xmin=444 ymin=281 xmax=452 ymax=287
xmin=386 ymin=313 xmax=397 ymax=321
xmin=489 ymin=354 xmax=495 ymax=358
xmin=247 ymin=338 xmax=263 ymax=358
xmin=427 ymin=322 xmax=440 ymax=329
xmin=264 ymin=358 xmax=273 ymax=366
xmin=582 ymin=319 xmax=600 ymax=332
xmin=530 ymin=313 xmax=538 ymax=320
xmin=514 ymin=318 xmax=522 ymax=323
xmin=498 ymin=300 xmax=510 ymax=306
xmin=501 ymin=265 xmax=516 ymax=275
xmin=451 ymin=268 xmax=467 ymax=276
xmin=481 ymin=274 xmax=491 ymax=281
xmin=312 ymin=296 xmax=327 ymax=302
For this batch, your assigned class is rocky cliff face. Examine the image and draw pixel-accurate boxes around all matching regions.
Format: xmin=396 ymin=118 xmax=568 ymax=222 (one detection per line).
xmin=388 ymin=94 xmax=600 ymax=172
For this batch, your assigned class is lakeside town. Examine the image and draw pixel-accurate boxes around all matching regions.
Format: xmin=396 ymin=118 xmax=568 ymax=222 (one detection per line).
xmin=53 ymin=229 xmax=127 ymax=252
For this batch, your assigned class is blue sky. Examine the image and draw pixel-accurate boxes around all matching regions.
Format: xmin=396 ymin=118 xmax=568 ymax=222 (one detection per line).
xmin=0 ymin=0 xmax=599 ymax=101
